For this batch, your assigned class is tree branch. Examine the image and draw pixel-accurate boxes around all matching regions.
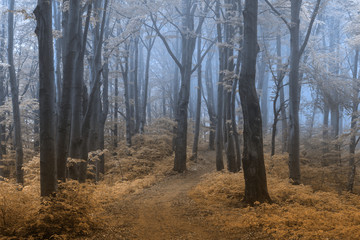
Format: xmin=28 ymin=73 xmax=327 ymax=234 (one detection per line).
xmin=299 ymin=0 xmax=321 ymax=57
xmin=150 ymin=13 xmax=183 ymax=71
xmin=264 ymin=0 xmax=290 ymax=30
xmin=191 ymin=40 xmax=215 ymax=74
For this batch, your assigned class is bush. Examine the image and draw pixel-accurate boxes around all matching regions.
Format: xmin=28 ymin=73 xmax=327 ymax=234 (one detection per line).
xmin=27 ymin=181 xmax=103 ymax=239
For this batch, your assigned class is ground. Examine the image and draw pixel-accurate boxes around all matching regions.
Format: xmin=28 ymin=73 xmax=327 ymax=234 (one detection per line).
xmin=94 ymin=150 xmax=226 ymax=240
xmin=2 ymin=133 xmax=360 ymax=239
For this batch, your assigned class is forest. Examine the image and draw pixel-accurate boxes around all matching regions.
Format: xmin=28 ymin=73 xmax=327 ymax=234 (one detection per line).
xmin=1 ymin=0 xmax=360 ymax=239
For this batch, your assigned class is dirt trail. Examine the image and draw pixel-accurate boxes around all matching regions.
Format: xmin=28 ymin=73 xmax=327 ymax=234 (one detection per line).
xmin=110 ymin=151 xmax=221 ymax=240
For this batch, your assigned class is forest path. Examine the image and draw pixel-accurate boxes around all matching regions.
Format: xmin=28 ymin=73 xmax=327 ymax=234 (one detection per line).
xmin=107 ymin=150 xmax=222 ymax=240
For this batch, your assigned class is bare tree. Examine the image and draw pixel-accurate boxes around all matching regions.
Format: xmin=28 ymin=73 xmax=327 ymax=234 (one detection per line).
xmin=265 ymin=0 xmax=321 ymax=184
xmin=150 ymin=0 xmax=210 ymax=172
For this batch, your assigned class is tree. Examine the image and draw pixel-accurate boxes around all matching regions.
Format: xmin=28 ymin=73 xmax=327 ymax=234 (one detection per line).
xmin=139 ymin=26 xmax=156 ymax=134
xmin=8 ymin=0 xmax=24 ymax=185
xmin=34 ymin=0 xmax=57 ymax=196
xmin=239 ymin=0 xmax=271 ymax=204
xmin=215 ymin=0 xmax=224 ymax=171
xmin=150 ymin=0 xmax=210 ymax=172
xmin=348 ymin=49 xmax=359 ymax=192
xmin=265 ymin=0 xmax=321 ymax=184
xmin=203 ymin=53 xmax=216 ymax=150
xmin=192 ymin=28 xmax=202 ymax=160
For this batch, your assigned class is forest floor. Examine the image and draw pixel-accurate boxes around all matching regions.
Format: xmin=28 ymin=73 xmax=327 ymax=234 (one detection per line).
xmin=92 ymin=150 xmax=234 ymax=240
xmin=2 ymin=126 xmax=360 ymax=239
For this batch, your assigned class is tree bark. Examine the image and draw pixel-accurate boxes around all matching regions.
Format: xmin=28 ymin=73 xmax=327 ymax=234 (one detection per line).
xmin=8 ymin=0 xmax=24 ymax=185
xmin=239 ymin=0 xmax=271 ymax=204
xmin=34 ymin=0 xmax=57 ymax=196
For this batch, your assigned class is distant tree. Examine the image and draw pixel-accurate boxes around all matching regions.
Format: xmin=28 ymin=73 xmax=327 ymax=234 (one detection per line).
xmin=214 ymin=0 xmax=224 ymax=171
xmin=0 ymin=22 xmax=5 ymax=177
xmin=192 ymin=28 xmax=202 ymax=161
xmin=203 ymin=53 xmax=216 ymax=150
xmin=265 ymin=0 xmax=321 ymax=184
xmin=139 ymin=26 xmax=156 ymax=134
xmin=150 ymin=0 xmax=211 ymax=172
xmin=348 ymin=49 xmax=359 ymax=192
xmin=8 ymin=0 xmax=24 ymax=185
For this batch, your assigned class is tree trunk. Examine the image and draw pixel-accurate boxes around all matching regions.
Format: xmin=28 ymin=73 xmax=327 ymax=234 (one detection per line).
xmin=121 ymin=48 xmax=132 ymax=146
xmin=114 ymin=61 xmax=119 ymax=147
xmin=0 ymin=30 xmax=5 ymax=177
xmin=140 ymin=37 xmax=154 ymax=133
xmin=173 ymin=0 xmax=202 ymax=172
xmin=67 ymin=0 xmax=83 ymax=181
xmin=215 ymin=0 xmax=224 ymax=171
xmin=256 ymin=53 xmax=268 ymax=131
xmin=34 ymin=0 xmax=57 ymax=196
xmin=204 ymin=55 xmax=216 ymax=150
xmin=322 ymin=103 xmax=329 ymax=166
xmin=288 ymin=0 xmax=302 ymax=185
xmin=192 ymin=32 xmax=202 ymax=160
xmin=348 ymin=49 xmax=359 ymax=192
xmin=239 ymin=0 xmax=271 ymax=204
xmin=134 ymin=37 xmax=140 ymax=134
xmin=8 ymin=0 xmax=24 ymax=185
xmin=56 ymin=0 xmax=74 ymax=181
xmin=53 ymin=0 xmax=62 ymax=111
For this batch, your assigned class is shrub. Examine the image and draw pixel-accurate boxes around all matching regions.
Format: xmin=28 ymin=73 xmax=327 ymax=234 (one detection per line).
xmin=27 ymin=181 xmax=103 ymax=239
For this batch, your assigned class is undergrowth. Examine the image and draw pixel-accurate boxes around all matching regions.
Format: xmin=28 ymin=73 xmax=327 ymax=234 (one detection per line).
xmin=189 ymin=154 xmax=360 ymax=240
xmin=0 ymin=180 xmax=102 ymax=239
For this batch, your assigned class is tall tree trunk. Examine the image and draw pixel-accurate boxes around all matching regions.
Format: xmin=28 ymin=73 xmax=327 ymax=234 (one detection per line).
xmin=288 ymin=0 xmax=302 ymax=185
xmin=53 ymin=0 xmax=62 ymax=111
xmin=215 ymin=0 xmax=224 ymax=171
xmin=56 ymin=0 xmax=73 ymax=181
xmin=204 ymin=55 xmax=216 ymax=150
xmin=173 ymin=0 xmax=203 ymax=172
xmin=348 ymin=49 xmax=359 ymax=192
xmin=261 ymin=73 xmax=269 ymax=131
xmin=68 ymin=0 xmax=91 ymax=181
xmin=87 ymin=0 xmax=109 ymax=181
xmin=114 ymin=61 xmax=119 ymax=147
xmin=140 ymin=37 xmax=154 ymax=133
xmin=279 ymin=35 xmax=288 ymax=154
xmin=239 ymin=0 xmax=271 ymax=204
xmin=8 ymin=0 xmax=24 ymax=185
xmin=34 ymin=0 xmax=57 ymax=196
xmin=224 ymin=0 xmax=237 ymax=172
xmin=192 ymin=31 xmax=202 ymax=160
xmin=121 ymin=48 xmax=132 ymax=146
xmin=257 ymin=53 xmax=268 ymax=131
xmin=0 ymin=23 xmax=5 ymax=177
xmin=129 ymin=40 xmax=136 ymax=136
xmin=134 ymin=37 xmax=140 ymax=134
xmin=322 ymin=103 xmax=329 ymax=166
xmin=271 ymin=34 xmax=286 ymax=156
